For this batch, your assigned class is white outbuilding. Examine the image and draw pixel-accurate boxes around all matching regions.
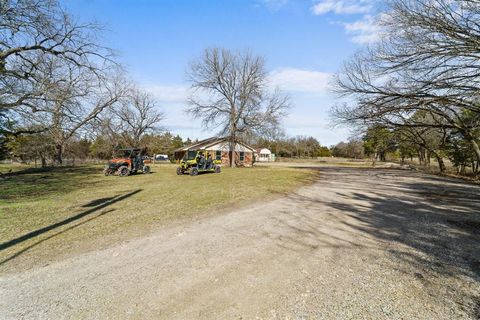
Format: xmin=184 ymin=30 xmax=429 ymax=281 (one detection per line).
xmin=255 ymin=148 xmax=274 ymax=162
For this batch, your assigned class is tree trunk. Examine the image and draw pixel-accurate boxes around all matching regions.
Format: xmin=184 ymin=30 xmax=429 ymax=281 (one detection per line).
xmin=417 ymin=149 xmax=424 ymax=165
xmin=434 ymin=154 xmax=446 ymax=173
xmin=469 ymin=138 xmax=480 ymax=169
xmin=229 ymin=149 xmax=234 ymax=167
xmin=55 ymin=144 xmax=63 ymax=165
xmin=228 ymin=138 xmax=235 ymax=168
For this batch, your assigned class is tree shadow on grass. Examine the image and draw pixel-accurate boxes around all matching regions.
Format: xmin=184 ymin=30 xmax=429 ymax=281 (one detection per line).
xmin=0 ymin=189 xmax=142 ymax=266
xmin=0 ymin=166 xmax=103 ymax=202
xmin=82 ymin=196 xmax=119 ymax=207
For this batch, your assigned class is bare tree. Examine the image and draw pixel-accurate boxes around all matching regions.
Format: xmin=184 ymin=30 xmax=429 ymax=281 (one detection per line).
xmin=0 ymin=0 xmax=114 ymax=112
xmin=187 ymin=48 xmax=289 ymax=167
xmin=14 ymin=60 xmax=129 ymax=164
xmin=332 ymin=0 xmax=480 ymax=167
xmin=114 ymin=89 xmax=165 ymax=146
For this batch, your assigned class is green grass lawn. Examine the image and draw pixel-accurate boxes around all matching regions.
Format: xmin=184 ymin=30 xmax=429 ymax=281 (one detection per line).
xmin=0 ymin=164 xmax=313 ymax=273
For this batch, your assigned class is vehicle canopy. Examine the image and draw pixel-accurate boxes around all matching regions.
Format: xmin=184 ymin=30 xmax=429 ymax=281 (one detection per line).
xmin=183 ymin=149 xmax=202 ymax=161
xmin=114 ymin=148 xmax=142 ymax=158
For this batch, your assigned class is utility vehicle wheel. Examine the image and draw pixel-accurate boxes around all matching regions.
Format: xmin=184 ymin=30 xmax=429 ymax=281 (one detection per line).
xmin=118 ymin=165 xmax=130 ymax=177
xmin=214 ymin=165 xmax=221 ymax=173
xmin=143 ymin=165 xmax=151 ymax=174
xmin=176 ymin=167 xmax=183 ymax=175
xmin=103 ymin=168 xmax=110 ymax=176
xmin=190 ymin=167 xmax=199 ymax=176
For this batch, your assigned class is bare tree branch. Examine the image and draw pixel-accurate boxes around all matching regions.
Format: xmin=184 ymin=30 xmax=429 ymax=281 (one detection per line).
xmin=187 ymin=48 xmax=290 ymax=166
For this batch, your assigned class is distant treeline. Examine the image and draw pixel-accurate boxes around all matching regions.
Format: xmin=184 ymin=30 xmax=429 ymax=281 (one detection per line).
xmin=2 ymin=132 xmax=333 ymax=165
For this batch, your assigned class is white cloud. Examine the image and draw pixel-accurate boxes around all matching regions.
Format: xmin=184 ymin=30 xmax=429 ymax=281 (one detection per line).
xmin=311 ymin=0 xmax=382 ymax=44
xmin=311 ymin=0 xmax=372 ymax=15
xmin=269 ymin=68 xmax=331 ymax=95
xmin=143 ymin=69 xmax=332 ymax=100
xmin=143 ymin=84 xmax=189 ymax=103
xmin=343 ymin=15 xmax=381 ymax=44
xmin=141 ymin=84 xmax=196 ymax=135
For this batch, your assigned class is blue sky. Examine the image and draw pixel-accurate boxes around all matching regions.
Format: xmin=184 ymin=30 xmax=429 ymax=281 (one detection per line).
xmin=64 ymin=0 xmax=379 ymax=146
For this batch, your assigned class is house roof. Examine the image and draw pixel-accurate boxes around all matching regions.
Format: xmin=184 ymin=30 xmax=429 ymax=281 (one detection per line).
xmin=173 ymin=136 xmax=256 ymax=153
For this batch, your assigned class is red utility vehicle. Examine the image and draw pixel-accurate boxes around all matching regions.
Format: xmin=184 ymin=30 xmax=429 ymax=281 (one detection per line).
xmin=103 ymin=148 xmax=151 ymax=176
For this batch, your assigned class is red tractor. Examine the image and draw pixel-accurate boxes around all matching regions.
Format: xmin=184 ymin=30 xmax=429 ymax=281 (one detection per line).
xmin=103 ymin=148 xmax=151 ymax=176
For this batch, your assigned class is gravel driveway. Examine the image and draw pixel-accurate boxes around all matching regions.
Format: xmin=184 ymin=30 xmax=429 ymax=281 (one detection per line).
xmin=1 ymin=167 xmax=479 ymax=319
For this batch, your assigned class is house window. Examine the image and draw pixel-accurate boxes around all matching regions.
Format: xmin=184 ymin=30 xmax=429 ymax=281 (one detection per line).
xmin=215 ymin=150 xmax=221 ymax=160
xmin=239 ymin=151 xmax=245 ymax=161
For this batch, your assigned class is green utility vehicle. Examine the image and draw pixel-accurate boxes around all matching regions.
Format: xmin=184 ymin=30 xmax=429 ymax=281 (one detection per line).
xmin=176 ymin=150 xmax=221 ymax=176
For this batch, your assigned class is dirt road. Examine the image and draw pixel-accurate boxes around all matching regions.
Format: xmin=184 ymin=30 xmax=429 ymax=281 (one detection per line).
xmin=1 ymin=168 xmax=479 ymax=319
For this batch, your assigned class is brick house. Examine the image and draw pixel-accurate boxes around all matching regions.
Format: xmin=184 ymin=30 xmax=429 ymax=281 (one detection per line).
xmin=174 ymin=137 xmax=256 ymax=167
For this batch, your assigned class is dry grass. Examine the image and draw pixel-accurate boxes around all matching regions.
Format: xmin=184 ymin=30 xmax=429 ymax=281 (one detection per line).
xmin=256 ymin=157 xmax=373 ymax=168
xmin=0 ymin=163 xmax=313 ymax=273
